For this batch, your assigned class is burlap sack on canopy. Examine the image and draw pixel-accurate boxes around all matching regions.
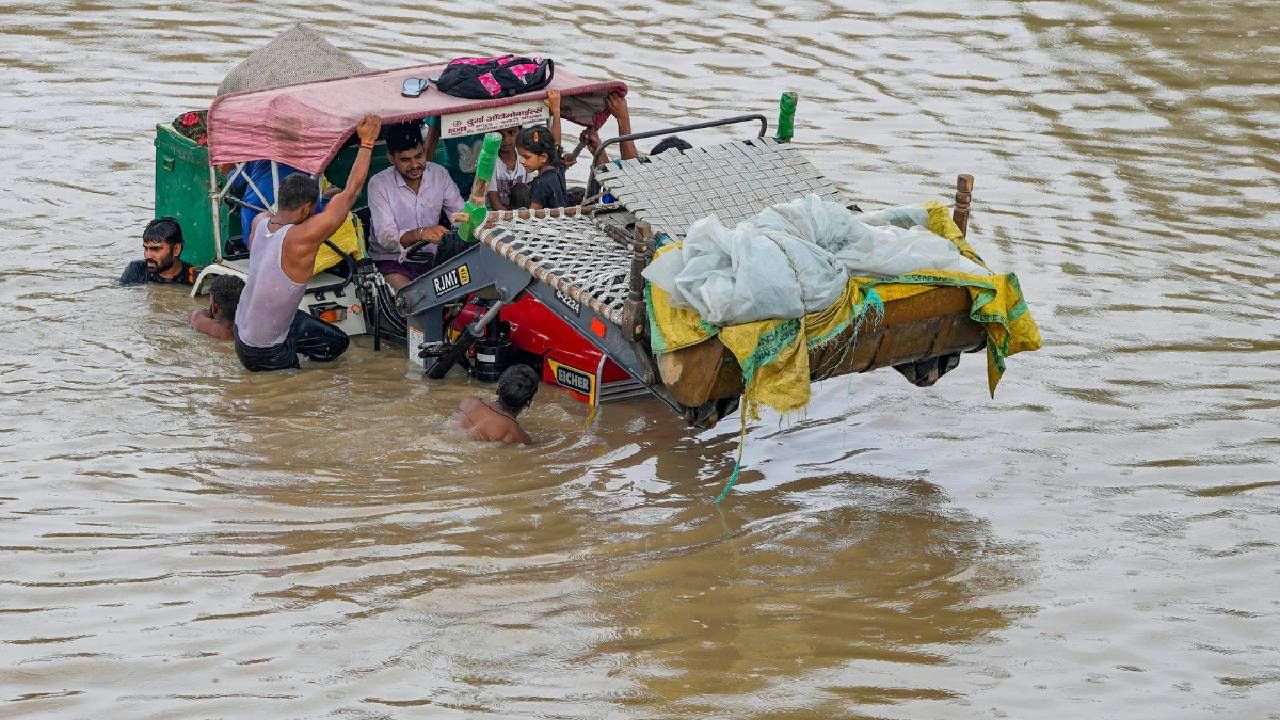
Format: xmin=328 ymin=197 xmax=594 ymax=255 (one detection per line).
xmin=217 ymin=24 xmax=370 ymax=96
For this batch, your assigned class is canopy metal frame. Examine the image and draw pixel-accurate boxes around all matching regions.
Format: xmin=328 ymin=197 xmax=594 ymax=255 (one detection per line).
xmin=207 ymin=160 xmax=285 ymax=262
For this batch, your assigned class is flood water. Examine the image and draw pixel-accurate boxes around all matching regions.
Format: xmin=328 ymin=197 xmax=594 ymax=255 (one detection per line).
xmin=2 ymin=1 xmax=1279 ymax=717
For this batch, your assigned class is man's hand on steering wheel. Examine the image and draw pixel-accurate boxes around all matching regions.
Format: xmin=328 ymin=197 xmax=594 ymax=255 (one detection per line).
xmin=404 ymin=225 xmax=449 ymax=262
xmin=399 ymin=225 xmax=446 ymax=249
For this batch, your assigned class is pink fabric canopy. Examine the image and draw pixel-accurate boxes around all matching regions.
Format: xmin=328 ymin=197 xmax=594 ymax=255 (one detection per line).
xmin=207 ymin=63 xmax=626 ymax=173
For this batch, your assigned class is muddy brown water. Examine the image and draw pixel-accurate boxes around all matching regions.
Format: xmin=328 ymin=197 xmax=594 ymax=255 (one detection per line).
xmin=2 ymin=1 xmax=1279 ymax=718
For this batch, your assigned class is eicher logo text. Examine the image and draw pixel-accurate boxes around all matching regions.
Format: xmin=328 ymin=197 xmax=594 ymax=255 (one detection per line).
xmin=555 ymin=366 xmax=592 ymax=394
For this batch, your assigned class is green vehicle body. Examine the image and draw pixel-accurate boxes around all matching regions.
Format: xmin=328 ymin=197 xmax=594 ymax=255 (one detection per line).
xmin=153 ymin=123 xmax=390 ymax=268
xmin=153 ymin=124 xmax=227 ymax=267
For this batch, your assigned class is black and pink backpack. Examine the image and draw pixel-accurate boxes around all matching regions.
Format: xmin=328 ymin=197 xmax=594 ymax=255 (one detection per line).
xmin=435 ymin=55 xmax=555 ymax=99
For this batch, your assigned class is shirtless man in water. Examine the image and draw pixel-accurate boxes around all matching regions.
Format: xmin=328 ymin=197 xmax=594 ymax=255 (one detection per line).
xmin=188 ymin=274 xmax=243 ymax=341
xmin=456 ymin=364 xmax=540 ymax=444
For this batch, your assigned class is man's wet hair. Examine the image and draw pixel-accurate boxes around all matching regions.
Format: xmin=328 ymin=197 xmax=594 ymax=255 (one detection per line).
xmin=278 ymin=173 xmax=319 ymax=211
xmin=650 ymin=136 xmax=691 ymax=156
xmin=497 ymin=364 xmax=540 ymax=414
xmin=209 ymin=275 xmax=244 ymax=322
xmin=385 ymin=122 xmax=424 ymax=155
xmin=143 ymin=217 xmax=183 ymax=247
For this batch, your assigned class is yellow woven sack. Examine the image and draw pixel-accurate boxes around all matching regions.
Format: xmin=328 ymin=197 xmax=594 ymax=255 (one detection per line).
xmin=312 ymin=213 xmax=364 ymax=276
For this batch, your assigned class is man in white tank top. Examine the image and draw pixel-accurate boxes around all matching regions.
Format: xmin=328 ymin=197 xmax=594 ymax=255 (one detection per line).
xmin=233 ymin=114 xmax=382 ymax=372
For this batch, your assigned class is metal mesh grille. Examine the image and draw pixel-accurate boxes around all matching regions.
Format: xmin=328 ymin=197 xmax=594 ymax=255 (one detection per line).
xmin=595 ymin=137 xmax=847 ymax=240
xmin=478 ymin=209 xmax=634 ymax=325
xmin=217 ymin=24 xmax=369 ymax=96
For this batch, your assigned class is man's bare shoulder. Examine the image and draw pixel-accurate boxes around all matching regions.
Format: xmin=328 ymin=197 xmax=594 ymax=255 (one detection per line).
xmin=189 ymin=309 xmax=232 ymax=340
xmin=204 ymin=322 xmax=233 ymax=341
xmin=484 ymin=422 xmax=530 ymax=445
xmin=249 ymin=212 xmax=272 ymax=243
xmin=464 ymin=424 xmax=494 ymax=442
xmin=497 ymin=418 xmax=532 ymax=445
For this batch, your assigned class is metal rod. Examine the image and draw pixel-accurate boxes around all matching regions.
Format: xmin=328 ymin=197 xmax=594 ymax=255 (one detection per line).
xmin=208 ymin=164 xmax=223 ymax=263
xmin=222 ymin=194 xmax=269 ymax=213
xmin=564 ymin=137 xmax=588 ymax=165
xmin=468 ymin=300 xmax=506 ymax=337
xmin=239 ymin=167 xmax=270 ymax=212
xmin=587 ymin=114 xmax=769 ymax=191
xmin=592 ymin=352 xmax=608 ymax=407
xmin=270 ymin=161 xmax=280 ymax=213
xmin=215 ymin=162 xmax=247 ymax=203
xmin=371 ymin=283 xmax=382 ymax=353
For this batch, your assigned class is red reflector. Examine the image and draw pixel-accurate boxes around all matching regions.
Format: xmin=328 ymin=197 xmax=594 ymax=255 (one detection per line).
xmin=590 ymin=318 xmax=606 ymax=338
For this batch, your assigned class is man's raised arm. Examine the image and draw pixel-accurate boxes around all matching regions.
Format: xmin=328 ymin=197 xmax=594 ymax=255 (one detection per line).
xmin=291 ymin=114 xmax=383 ymax=247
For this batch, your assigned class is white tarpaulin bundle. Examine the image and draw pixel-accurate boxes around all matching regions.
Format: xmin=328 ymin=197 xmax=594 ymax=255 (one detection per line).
xmin=642 ymin=195 xmax=990 ymax=326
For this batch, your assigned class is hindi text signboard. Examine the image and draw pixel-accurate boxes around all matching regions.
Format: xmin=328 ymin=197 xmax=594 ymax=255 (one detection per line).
xmin=441 ymin=101 xmax=549 ymax=139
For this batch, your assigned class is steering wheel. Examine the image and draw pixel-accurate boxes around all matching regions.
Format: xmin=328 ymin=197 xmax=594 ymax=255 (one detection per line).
xmin=404 ymin=239 xmax=437 ymax=264
xmin=407 ymin=229 xmax=466 ymax=265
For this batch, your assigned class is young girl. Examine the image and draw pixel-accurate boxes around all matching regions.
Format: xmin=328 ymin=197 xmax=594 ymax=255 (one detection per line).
xmin=516 ymin=124 xmax=568 ymax=209
xmin=492 ymin=89 xmax=562 ymax=210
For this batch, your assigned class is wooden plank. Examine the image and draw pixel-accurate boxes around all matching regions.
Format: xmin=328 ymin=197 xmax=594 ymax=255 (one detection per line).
xmin=656 ymin=339 xmax=727 ymax=407
xmin=952 ymin=174 xmax=974 ymax=237
xmin=656 ymin=287 xmax=986 ymax=405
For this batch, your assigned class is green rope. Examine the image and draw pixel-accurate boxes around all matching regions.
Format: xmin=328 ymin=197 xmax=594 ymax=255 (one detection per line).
xmin=713 ymin=399 xmax=752 ymax=504
xmin=713 ymin=460 xmax=741 ymax=504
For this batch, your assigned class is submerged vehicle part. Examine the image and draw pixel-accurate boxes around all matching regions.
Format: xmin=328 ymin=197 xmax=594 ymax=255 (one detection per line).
xmin=399 ymin=111 xmax=993 ymax=426
xmin=165 ymin=23 xmax=627 ymax=345
xmin=157 ymin=26 xmax=1028 ymax=424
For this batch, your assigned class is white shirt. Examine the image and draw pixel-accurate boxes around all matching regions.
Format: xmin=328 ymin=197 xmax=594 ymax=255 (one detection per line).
xmin=492 ymin=155 xmax=527 ymax=207
xmin=366 ymin=164 xmax=465 ymax=262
